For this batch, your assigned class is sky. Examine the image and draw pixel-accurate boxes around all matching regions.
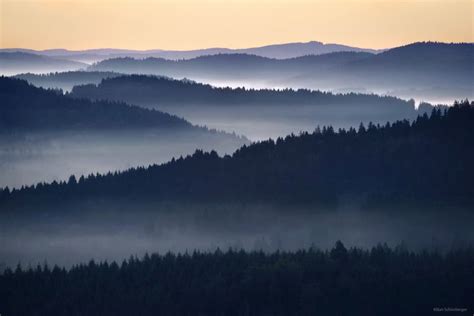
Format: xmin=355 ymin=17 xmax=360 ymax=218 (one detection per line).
xmin=0 ymin=0 xmax=472 ymax=50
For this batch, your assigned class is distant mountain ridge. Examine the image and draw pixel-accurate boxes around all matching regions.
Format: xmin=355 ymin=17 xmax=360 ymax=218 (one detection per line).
xmin=5 ymin=42 xmax=472 ymax=103
xmin=0 ymin=41 xmax=380 ymax=63
xmin=87 ymin=51 xmax=373 ymax=83
xmin=87 ymin=42 xmax=473 ymax=103
xmin=89 ymin=42 xmax=472 ymax=79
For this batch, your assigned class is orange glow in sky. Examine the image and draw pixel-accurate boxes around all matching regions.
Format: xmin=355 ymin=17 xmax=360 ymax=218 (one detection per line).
xmin=1 ymin=0 xmax=472 ymax=50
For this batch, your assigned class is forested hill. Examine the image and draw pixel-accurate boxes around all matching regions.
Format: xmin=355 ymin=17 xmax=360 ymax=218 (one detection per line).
xmin=2 ymin=101 xmax=472 ymax=209
xmin=69 ymin=74 xmax=415 ymax=109
xmin=0 ymin=76 xmax=202 ymax=131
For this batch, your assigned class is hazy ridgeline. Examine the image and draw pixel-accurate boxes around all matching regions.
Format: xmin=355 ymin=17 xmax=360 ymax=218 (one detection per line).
xmin=88 ymin=42 xmax=474 ymax=103
xmin=14 ymin=71 xmax=436 ymax=141
xmin=0 ymin=41 xmax=380 ymax=63
xmin=0 ymin=77 xmax=247 ymax=187
xmin=4 ymin=42 xmax=472 ymax=104
xmin=69 ymin=74 xmax=431 ymax=140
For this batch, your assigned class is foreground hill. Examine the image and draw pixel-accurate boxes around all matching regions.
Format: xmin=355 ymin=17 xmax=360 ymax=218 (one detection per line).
xmin=2 ymin=243 xmax=472 ymax=316
xmin=2 ymin=101 xmax=472 ymax=209
xmin=0 ymin=52 xmax=87 ymax=76
xmin=89 ymin=42 xmax=473 ymax=102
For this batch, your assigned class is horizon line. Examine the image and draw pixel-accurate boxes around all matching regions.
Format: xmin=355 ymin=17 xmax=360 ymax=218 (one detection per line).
xmin=3 ymin=40 xmax=472 ymax=53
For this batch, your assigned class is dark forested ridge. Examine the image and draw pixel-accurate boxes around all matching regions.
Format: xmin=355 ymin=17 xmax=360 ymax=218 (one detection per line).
xmin=0 ymin=76 xmax=212 ymax=132
xmin=69 ymin=74 xmax=417 ymax=110
xmin=2 ymin=101 xmax=472 ymax=209
xmin=1 ymin=242 xmax=473 ymax=316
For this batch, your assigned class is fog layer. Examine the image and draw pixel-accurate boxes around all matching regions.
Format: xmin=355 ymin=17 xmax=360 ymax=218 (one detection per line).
xmin=148 ymin=103 xmax=420 ymax=141
xmin=0 ymin=130 xmax=246 ymax=188
xmin=1 ymin=202 xmax=472 ymax=268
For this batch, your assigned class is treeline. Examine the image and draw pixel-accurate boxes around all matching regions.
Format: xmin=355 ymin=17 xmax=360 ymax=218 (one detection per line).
xmin=1 ymin=101 xmax=472 ymax=210
xmin=0 ymin=76 xmax=195 ymax=131
xmin=1 ymin=242 xmax=473 ymax=316
xmin=69 ymin=74 xmax=417 ymax=110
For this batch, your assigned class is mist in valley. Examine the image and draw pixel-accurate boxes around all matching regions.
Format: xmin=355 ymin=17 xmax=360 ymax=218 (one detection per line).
xmin=1 ymin=201 xmax=473 ymax=268
xmin=65 ymin=74 xmax=427 ymax=141
xmin=87 ymin=43 xmax=473 ymax=105
xmin=151 ymin=103 xmax=421 ymax=141
xmin=2 ymin=0 xmax=473 ymax=310
xmin=1 ymin=75 xmax=470 ymax=271
xmin=0 ymin=130 xmax=246 ymax=188
xmin=1 ymin=43 xmax=472 ymax=277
